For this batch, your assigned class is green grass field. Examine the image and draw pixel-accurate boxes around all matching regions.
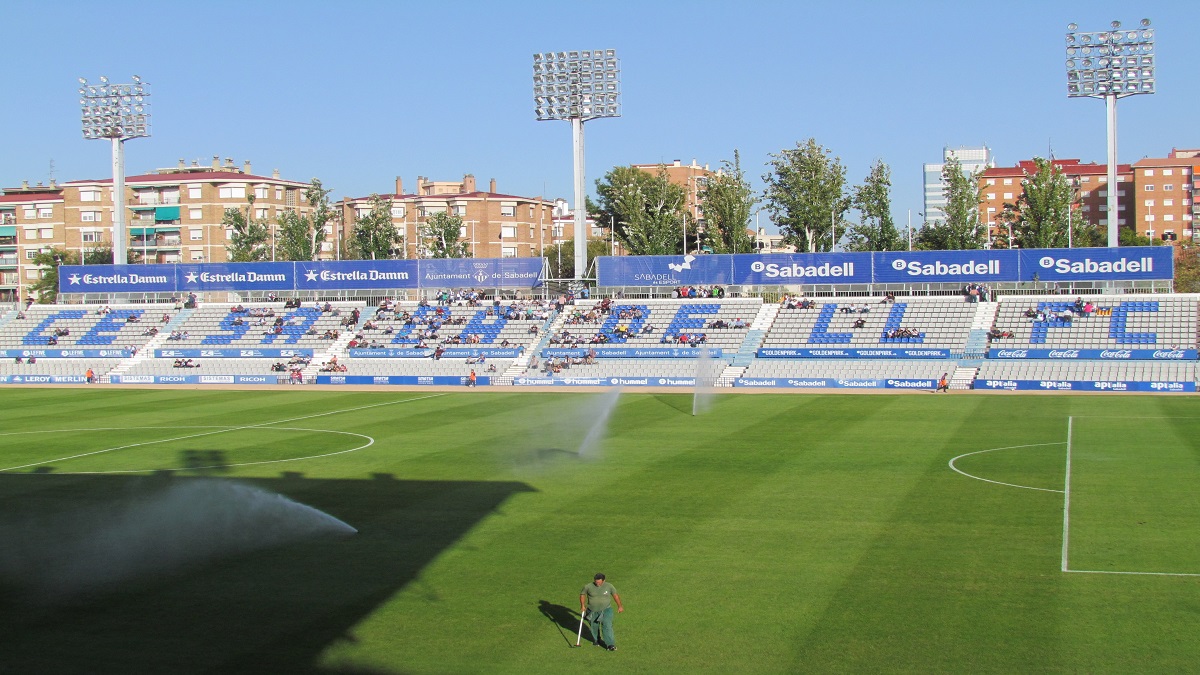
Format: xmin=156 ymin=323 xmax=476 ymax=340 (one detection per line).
xmin=2 ymin=389 xmax=1199 ymax=674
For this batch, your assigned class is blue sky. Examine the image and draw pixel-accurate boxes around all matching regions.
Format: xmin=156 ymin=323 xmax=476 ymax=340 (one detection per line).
xmin=2 ymin=0 xmax=1195 ymax=231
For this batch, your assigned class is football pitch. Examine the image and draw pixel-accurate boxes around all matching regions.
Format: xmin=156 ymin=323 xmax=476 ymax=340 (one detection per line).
xmin=1 ymin=389 xmax=1199 ymax=673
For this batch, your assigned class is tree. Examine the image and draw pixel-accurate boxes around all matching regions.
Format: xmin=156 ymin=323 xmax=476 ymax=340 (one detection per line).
xmin=846 ymin=159 xmax=901 ymax=252
xmin=420 ymin=211 xmax=470 ymax=258
xmin=545 ymin=238 xmax=608 ymax=280
xmin=28 ymin=246 xmax=139 ymax=302
xmin=593 ymin=165 xmax=691 ymax=255
xmin=274 ymin=179 xmax=333 ymax=261
xmin=1175 ymin=245 xmax=1200 ymax=293
xmin=349 ymin=194 xmax=401 ymax=260
xmin=223 ymin=195 xmax=270 ymax=262
xmin=999 ymin=157 xmax=1100 ymax=249
xmin=762 ymin=138 xmax=848 ymax=253
xmin=916 ymin=156 xmax=985 ymax=250
xmin=699 ymin=150 xmax=756 ymax=253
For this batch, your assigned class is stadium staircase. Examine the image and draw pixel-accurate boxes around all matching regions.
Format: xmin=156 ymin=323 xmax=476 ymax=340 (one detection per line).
xmin=963 ymin=302 xmax=999 ymax=358
xmin=301 ymin=331 xmax=357 ymax=382
xmin=103 ymin=307 xmax=195 ymax=383
xmin=0 ymin=308 xmax=15 ymax=328
xmin=498 ymin=310 xmax=560 ymax=384
xmin=949 ymin=364 xmax=978 ymax=390
xmin=731 ymin=302 xmax=779 ymax=367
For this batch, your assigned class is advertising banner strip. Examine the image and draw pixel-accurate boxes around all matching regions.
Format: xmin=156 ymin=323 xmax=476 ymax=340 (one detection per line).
xmin=155 ymin=348 xmax=314 ymax=358
xmin=541 ymin=347 xmax=723 ymax=359
xmin=108 ymin=375 xmax=281 ymax=384
xmin=347 ymin=348 xmax=524 ymax=359
xmin=1018 ymin=246 xmax=1173 ymax=282
xmin=973 ymin=379 xmax=1195 ymax=392
xmin=733 ymin=378 xmax=939 ymax=389
xmin=730 ymin=252 xmax=873 ymax=285
xmin=511 ymin=376 xmax=696 ymax=386
xmin=756 ymin=348 xmax=952 ymax=359
xmin=986 ymin=348 xmax=1197 ymax=360
xmin=0 ymin=375 xmax=89 ymax=384
xmin=315 ymin=375 xmax=490 ymax=386
xmin=0 ymin=348 xmax=134 ymax=359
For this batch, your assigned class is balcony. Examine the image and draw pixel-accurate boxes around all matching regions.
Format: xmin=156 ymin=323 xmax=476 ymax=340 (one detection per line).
xmin=0 ymin=255 xmax=17 ymax=267
xmin=135 ymin=194 xmax=180 ymax=206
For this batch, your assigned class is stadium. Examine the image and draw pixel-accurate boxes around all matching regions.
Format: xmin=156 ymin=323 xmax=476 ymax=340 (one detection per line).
xmin=2 ymin=245 xmax=1199 ymax=672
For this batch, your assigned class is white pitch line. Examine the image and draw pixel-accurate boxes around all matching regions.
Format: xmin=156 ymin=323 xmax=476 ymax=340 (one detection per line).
xmin=947 ymin=442 xmax=1066 ymax=493
xmin=1065 ymin=569 xmax=1200 ymax=578
xmin=0 ymin=393 xmax=444 ymax=473
xmin=1061 ymin=416 xmax=1073 ymax=573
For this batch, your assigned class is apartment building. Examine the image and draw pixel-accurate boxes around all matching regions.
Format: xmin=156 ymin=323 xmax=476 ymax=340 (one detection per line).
xmin=338 ymin=175 xmax=565 ymax=259
xmin=630 ymin=159 xmax=715 ymax=227
xmin=1130 ymin=149 xmax=1200 ymax=243
xmin=924 ymin=146 xmax=995 ymax=225
xmin=978 ymin=159 xmax=1133 ymax=243
xmin=0 ymin=158 xmax=317 ymax=300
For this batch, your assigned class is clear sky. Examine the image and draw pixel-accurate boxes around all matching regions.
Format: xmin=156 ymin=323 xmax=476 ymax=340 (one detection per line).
xmin=1 ymin=0 xmax=1196 ymax=231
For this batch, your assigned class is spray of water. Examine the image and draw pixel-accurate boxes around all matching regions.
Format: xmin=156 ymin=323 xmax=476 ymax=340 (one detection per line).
xmin=693 ymin=346 xmax=719 ymax=416
xmin=577 ymin=386 xmax=622 ymax=458
xmin=0 ymin=479 xmax=356 ymax=598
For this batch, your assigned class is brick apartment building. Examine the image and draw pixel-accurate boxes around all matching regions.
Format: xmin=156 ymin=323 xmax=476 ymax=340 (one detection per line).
xmin=978 ymin=159 xmax=1133 ymax=245
xmin=337 ymin=175 xmax=567 ymax=259
xmin=1130 ymin=149 xmax=1200 ymax=243
xmin=0 ymin=157 xmax=316 ymax=301
xmin=630 ymin=159 xmax=716 ymax=228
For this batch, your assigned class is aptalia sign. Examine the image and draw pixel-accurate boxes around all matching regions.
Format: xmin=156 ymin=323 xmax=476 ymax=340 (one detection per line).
xmin=974 ymin=379 xmax=1195 ymax=392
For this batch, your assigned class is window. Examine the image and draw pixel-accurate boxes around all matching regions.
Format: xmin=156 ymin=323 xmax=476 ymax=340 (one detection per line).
xmin=1118 ymin=204 xmax=1126 ymax=211
xmin=454 ymin=205 xmax=467 ymax=217
xmin=39 ymin=228 xmax=53 ymax=239
xmin=1144 ymin=169 xmax=1155 ymax=176
xmin=38 ymin=207 xmax=53 ymax=219
xmin=255 ymin=208 xmax=268 ymax=219
xmin=1003 ymin=193 xmax=1013 ymax=200
xmin=986 ymin=193 xmax=996 ymax=200
xmin=22 ymin=209 xmax=35 ymax=220
xmin=1164 ymin=214 xmax=1175 ymax=221
xmin=321 ymin=241 xmax=333 ymax=252
xmin=190 ymin=251 xmax=204 ymax=261
xmin=218 ymin=185 xmax=246 ymax=199
xmin=391 ymin=206 xmax=406 ymax=218
xmin=986 ymin=179 xmax=995 ymax=186
xmin=1144 ymin=185 xmax=1155 ymax=191
xmin=189 ymin=208 xmax=203 ymax=220
xmin=225 ymin=228 xmax=234 ymax=240
xmin=1145 ymin=200 xmax=1156 ymax=207
xmin=1163 ymin=184 xmax=1175 ymax=191
xmin=501 ymin=225 xmax=517 ymax=239
xmin=1145 ymin=214 xmax=1155 ymax=222
xmin=254 ymin=186 xmax=269 ymax=199
xmin=81 ymin=211 xmax=101 ymax=222
xmin=79 ymin=190 xmax=99 ymax=202
xmin=500 ymin=205 xmax=515 ymax=217
xmin=1163 ymin=169 xmax=1173 ymax=176
xmin=82 ymin=231 xmax=100 ymax=243
xmin=1003 ymin=179 xmax=1013 ymax=185
xmin=26 ymin=268 xmax=40 ymax=280
xmin=190 ymin=229 xmax=203 ymax=241
xmin=458 ymin=226 xmax=467 ymax=237
xmin=189 ymin=186 xmax=202 ymax=199
xmin=275 ymin=188 xmax=283 ymax=200
xmin=1099 ymin=176 xmax=1108 ymax=183
xmin=25 ymin=249 xmax=38 ymax=260
xmin=1164 ymin=199 xmax=1174 ymax=207
xmin=1082 ymin=176 xmax=1091 ymax=183
xmin=502 ymin=246 xmax=517 ymax=258
xmin=23 ymin=229 xmax=36 ymax=239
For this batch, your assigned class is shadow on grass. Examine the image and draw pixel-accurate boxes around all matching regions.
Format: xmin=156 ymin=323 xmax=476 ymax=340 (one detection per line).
xmin=653 ymin=394 xmax=692 ymax=415
xmin=538 ymin=599 xmax=585 ymax=647
xmin=0 ymin=471 xmax=533 ymax=674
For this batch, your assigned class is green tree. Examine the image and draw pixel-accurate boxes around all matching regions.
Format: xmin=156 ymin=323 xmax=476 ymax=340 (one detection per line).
xmin=916 ymin=156 xmax=985 ymax=250
xmin=349 ymin=194 xmax=401 ymax=260
xmin=999 ymin=157 xmax=1100 ymax=249
xmin=593 ymin=165 xmax=691 ymax=255
xmin=545 ymin=238 xmax=608 ymax=280
xmin=420 ymin=211 xmax=470 ymax=258
xmin=762 ymin=138 xmax=848 ymax=252
xmin=274 ymin=179 xmax=333 ymax=261
xmin=699 ymin=150 xmax=756 ymax=253
xmin=1175 ymin=245 xmax=1200 ymax=292
xmin=846 ymin=159 xmax=900 ymax=252
xmin=223 ymin=195 xmax=270 ymax=262
xmin=1119 ymin=227 xmax=1151 ymax=247
xmin=29 ymin=246 xmax=140 ymax=302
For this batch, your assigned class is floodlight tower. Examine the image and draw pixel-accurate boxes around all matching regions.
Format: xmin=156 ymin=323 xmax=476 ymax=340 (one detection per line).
xmin=78 ymin=75 xmax=151 ymax=266
xmin=1065 ymin=19 xmax=1154 ymax=247
xmin=533 ymin=50 xmax=620 ymax=280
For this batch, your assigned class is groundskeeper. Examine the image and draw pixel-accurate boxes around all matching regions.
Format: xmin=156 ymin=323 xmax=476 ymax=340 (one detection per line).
xmin=580 ymin=572 xmax=624 ymax=651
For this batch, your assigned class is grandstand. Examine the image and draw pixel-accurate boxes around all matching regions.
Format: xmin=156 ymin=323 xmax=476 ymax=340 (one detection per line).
xmin=1 ymin=290 xmax=1198 ymax=391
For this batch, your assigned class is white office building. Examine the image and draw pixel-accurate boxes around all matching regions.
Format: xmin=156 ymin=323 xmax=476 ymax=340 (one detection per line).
xmin=922 ymin=146 xmax=994 ymax=224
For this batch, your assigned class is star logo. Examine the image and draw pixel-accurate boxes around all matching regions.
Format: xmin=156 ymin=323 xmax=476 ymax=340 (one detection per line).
xmin=185 ymin=272 xmax=198 ymax=284
xmin=305 ymin=270 xmax=318 ymax=281
xmin=68 ymin=274 xmax=82 ymax=285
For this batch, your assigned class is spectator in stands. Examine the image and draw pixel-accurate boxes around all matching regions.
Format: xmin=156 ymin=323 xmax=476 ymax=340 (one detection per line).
xmin=13 ymin=357 xmax=22 ymax=364
xmin=232 ymin=317 xmax=245 ymax=326
xmin=733 ymin=318 xmax=746 ymax=328
xmin=433 ymin=346 xmax=445 ymax=360
xmin=15 ymin=311 xmax=24 ymax=320
xmin=186 ymin=292 xmax=197 ymax=309
xmin=47 ymin=335 xmax=58 ymax=346
xmin=126 ymin=314 xmax=140 ymax=323
xmin=853 ymin=317 xmax=866 ymax=329
xmin=1082 ymin=301 xmax=1095 ymax=316
xmin=161 ymin=313 xmax=171 ymax=323
xmin=141 ymin=327 xmax=158 ymax=336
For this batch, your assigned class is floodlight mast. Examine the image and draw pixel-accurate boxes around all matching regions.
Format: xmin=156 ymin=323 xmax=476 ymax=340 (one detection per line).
xmin=533 ymin=50 xmax=620 ymax=281
xmin=1065 ymin=19 xmax=1154 ymax=248
xmin=78 ymin=75 xmax=152 ymax=266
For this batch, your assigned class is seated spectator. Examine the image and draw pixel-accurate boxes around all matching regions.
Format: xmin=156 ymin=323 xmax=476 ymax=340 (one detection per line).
xmin=161 ymin=313 xmax=171 ymax=323
xmin=853 ymin=318 xmax=866 ymax=329
xmin=126 ymin=314 xmax=140 ymax=323
xmin=47 ymin=335 xmax=58 ymax=346
xmin=733 ymin=317 xmax=746 ymax=328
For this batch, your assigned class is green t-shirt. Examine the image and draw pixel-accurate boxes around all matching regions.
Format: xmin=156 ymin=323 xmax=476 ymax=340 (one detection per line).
xmin=581 ymin=581 xmax=618 ymax=612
